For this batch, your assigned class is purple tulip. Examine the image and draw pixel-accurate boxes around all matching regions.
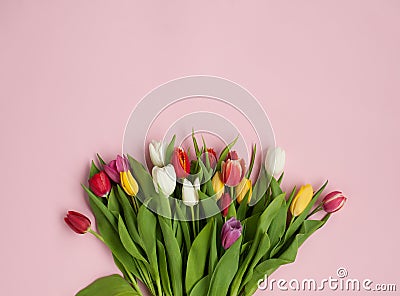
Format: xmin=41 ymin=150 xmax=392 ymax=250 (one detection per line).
xmin=116 ymin=155 xmax=130 ymax=173
xmin=221 ymin=217 xmax=242 ymax=249
xmin=104 ymin=159 xmax=120 ymax=183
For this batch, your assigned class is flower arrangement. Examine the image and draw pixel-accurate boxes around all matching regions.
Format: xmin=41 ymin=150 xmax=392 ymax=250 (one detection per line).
xmin=65 ymin=134 xmax=346 ymax=296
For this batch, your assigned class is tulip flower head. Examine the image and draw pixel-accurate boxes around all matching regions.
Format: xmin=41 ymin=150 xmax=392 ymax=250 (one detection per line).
xmin=220 ymin=193 xmax=231 ymax=217
xmin=290 ymin=184 xmax=313 ymax=217
xmin=211 ymin=172 xmax=225 ymax=200
xmin=88 ymin=171 xmax=111 ymax=197
xmin=221 ymin=217 xmax=242 ymax=249
xmin=182 ymin=178 xmax=200 ymax=207
xmin=172 ymin=147 xmax=190 ymax=179
xmin=322 ymin=191 xmax=347 ymax=213
xmin=116 ymin=155 xmax=139 ymax=196
xmin=104 ymin=159 xmax=120 ymax=183
xmin=64 ymin=211 xmax=91 ymax=234
xmin=149 ymin=140 xmax=166 ymax=167
xmin=265 ymin=147 xmax=286 ymax=177
xmin=152 ymin=164 xmax=176 ymax=197
xmin=221 ymin=153 xmax=246 ymax=187
xmin=236 ymin=177 xmax=252 ymax=204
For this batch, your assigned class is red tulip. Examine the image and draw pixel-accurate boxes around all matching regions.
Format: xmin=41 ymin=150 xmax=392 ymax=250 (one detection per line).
xmin=64 ymin=211 xmax=91 ymax=234
xmin=221 ymin=154 xmax=245 ymax=187
xmin=171 ymin=147 xmax=190 ymax=178
xmin=322 ymin=191 xmax=347 ymax=213
xmin=89 ymin=171 xmax=111 ymax=197
xmin=202 ymin=148 xmax=217 ymax=169
xmin=220 ymin=193 xmax=231 ymax=217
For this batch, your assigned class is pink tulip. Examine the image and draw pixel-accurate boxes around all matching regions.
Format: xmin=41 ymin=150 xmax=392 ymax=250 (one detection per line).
xmin=322 ymin=191 xmax=347 ymax=213
xmin=64 ymin=211 xmax=91 ymax=234
xmin=221 ymin=217 xmax=242 ymax=249
xmin=202 ymin=148 xmax=217 ymax=169
xmin=104 ymin=159 xmax=120 ymax=183
xmin=116 ymin=155 xmax=130 ymax=173
xmin=171 ymin=147 xmax=190 ymax=179
xmin=221 ymin=155 xmax=245 ymax=187
xmin=89 ymin=171 xmax=111 ymax=197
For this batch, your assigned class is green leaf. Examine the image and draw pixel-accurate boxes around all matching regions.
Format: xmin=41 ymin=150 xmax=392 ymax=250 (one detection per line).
xmin=190 ymin=275 xmax=211 ymax=296
xmin=270 ymin=177 xmax=283 ymax=199
xmin=108 ymin=187 xmax=121 ymax=217
xmin=137 ymin=206 xmax=160 ymax=290
xmin=88 ymin=196 xmax=139 ymax=278
xmin=186 ymin=219 xmax=214 ymax=294
xmin=192 ymin=129 xmax=201 ymax=157
xmin=165 ymin=135 xmax=176 ymax=164
xmin=207 ymin=236 xmax=242 ymax=296
xmin=236 ymin=191 xmax=250 ymax=221
xmin=208 ymin=218 xmax=218 ymax=275
xmin=83 ymin=185 xmax=117 ymax=230
xmin=243 ymin=215 xmax=330 ymax=295
xmin=127 ymin=155 xmax=157 ymax=200
xmin=157 ymin=240 xmax=173 ymax=296
xmin=243 ymin=214 xmax=260 ymax=243
xmin=89 ymin=160 xmax=100 ymax=178
xmin=97 ymin=153 xmax=107 ymax=166
xmin=76 ymin=274 xmax=140 ymax=296
xmin=216 ymin=136 xmax=238 ymax=171
xmin=249 ymin=166 xmax=269 ymax=206
xmin=245 ymin=144 xmax=256 ymax=179
xmin=159 ymin=216 xmax=183 ymax=296
xmin=115 ymin=185 xmax=142 ymax=247
xmin=118 ymin=216 xmax=147 ymax=263
xmin=230 ymin=194 xmax=285 ymax=296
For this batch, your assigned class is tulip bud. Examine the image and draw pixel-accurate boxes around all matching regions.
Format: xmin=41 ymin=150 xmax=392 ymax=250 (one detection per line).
xmin=236 ymin=177 xmax=252 ymax=204
xmin=121 ymin=170 xmax=139 ymax=196
xmin=221 ymin=157 xmax=246 ymax=187
xmin=219 ymin=193 xmax=231 ymax=217
xmin=265 ymin=147 xmax=286 ymax=177
xmin=149 ymin=140 xmax=166 ymax=167
xmin=182 ymin=178 xmax=200 ymax=207
xmin=322 ymin=191 xmax=347 ymax=213
xmin=201 ymin=148 xmax=217 ymax=169
xmin=171 ymin=147 xmax=190 ymax=179
xmin=221 ymin=217 xmax=242 ymax=249
xmin=104 ymin=159 xmax=120 ymax=183
xmin=226 ymin=150 xmax=239 ymax=161
xmin=64 ymin=211 xmax=91 ymax=234
xmin=290 ymin=184 xmax=313 ymax=217
xmin=211 ymin=172 xmax=225 ymax=200
xmin=152 ymin=164 xmax=176 ymax=197
xmin=89 ymin=171 xmax=111 ymax=197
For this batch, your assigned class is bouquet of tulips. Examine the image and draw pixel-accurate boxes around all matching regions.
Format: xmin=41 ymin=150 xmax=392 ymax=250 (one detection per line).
xmin=65 ymin=134 xmax=346 ymax=296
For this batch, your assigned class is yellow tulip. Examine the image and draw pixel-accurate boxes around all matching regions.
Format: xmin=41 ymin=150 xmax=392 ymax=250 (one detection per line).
xmin=290 ymin=184 xmax=313 ymax=217
xmin=120 ymin=171 xmax=139 ymax=196
xmin=212 ymin=172 xmax=224 ymax=200
xmin=236 ymin=178 xmax=252 ymax=204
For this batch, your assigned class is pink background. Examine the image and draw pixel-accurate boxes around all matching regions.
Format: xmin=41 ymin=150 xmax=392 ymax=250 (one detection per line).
xmin=1 ymin=1 xmax=399 ymax=295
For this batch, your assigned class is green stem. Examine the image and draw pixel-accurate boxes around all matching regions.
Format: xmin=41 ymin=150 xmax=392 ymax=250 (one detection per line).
xmin=190 ymin=206 xmax=196 ymax=237
xmin=306 ymin=205 xmax=323 ymax=219
xmin=126 ymin=270 xmax=143 ymax=295
xmin=88 ymin=229 xmax=105 ymax=243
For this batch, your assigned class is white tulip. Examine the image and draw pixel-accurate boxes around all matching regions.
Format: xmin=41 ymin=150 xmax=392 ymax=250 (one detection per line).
xmin=149 ymin=140 xmax=166 ymax=167
xmin=265 ymin=147 xmax=286 ymax=177
xmin=152 ymin=164 xmax=176 ymax=197
xmin=182 ymin=178 xmax=200 ymax=207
